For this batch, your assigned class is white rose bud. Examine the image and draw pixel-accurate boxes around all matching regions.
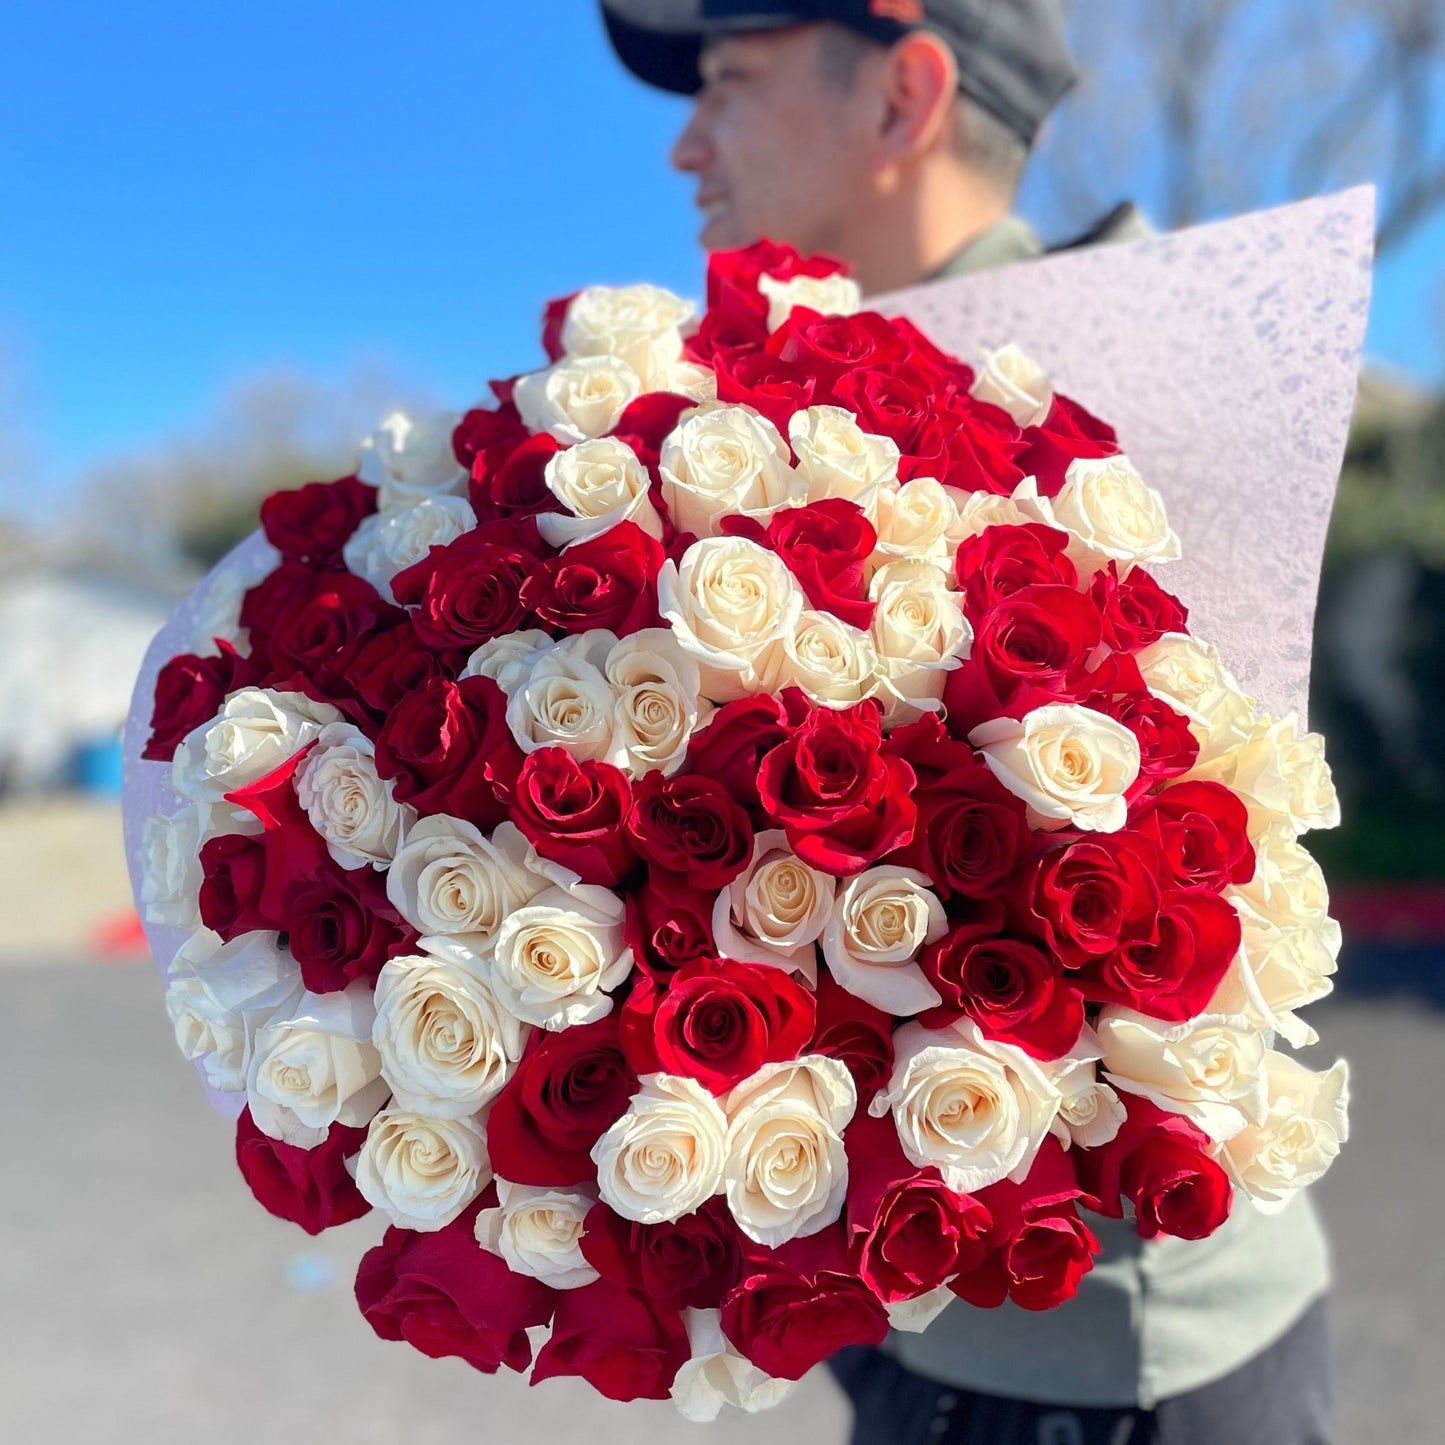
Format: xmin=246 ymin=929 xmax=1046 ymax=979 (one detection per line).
xmin=561 ymin=283 xmax=695 ymax=390
xmin=722 ymin=1056 xmax=857 ymax=1246
xmin=492 ymin=883 xmax=633 ymax=1029
xmin=665 ymin=359 xmax=719 ymax=404
xmin=1097 ymin=1006 xmax=1269 ymax=1143
xmin=1222 ymin=1053 xmax=1350 ymax=1213
xmin=354 ymin=1108 xmax=491 ymax=1231
xmin=373 ymin=936 xmax=530 ymax=1117
xmin=605 ymin=627 xmax=712 ymax=778
xmin=505 ymin=632 xmax=618 ymax=761
xmin=459 ymin=629 xmax=555 ymax=695
xmin=356 ymin=411 xmax=467 ymax=509
xmin=1134 ymin=632 xmax=1258 ymax=764
xmin=783 ymin=608 xmax=880 ymax=710
xmin=788 ymin=406 xmax=898 ymax=510
xmin=870 ymin=559 xmax=970 ymax=725
xmin=536 ymin=436 xmax=665 ymax=549
xmin=1039 ymin=1028 xmax=1126 ymax=1150
xmin=1188 ymin=712 xmax=1340 ymax=837
xmin=712 ymin=828 xmax=834 ymax=981
xmin=969 ymin=343 xmax=1054 ymax=428
xmin=474 ymin=1179 xmax=599 ymax=1290
xmin=947 ymin=488 xmax=1033 ymax=546
xmin=871 ymin=477 xmax=960 ymax=567
xmin=342 ymin=495 xmax=475 ymax=602
xmin=670 ymin=1307 xmax=795 ymax=1422
xmin=970 ymin=704 xmax=1141 ymax=833
xmin=295 ymin=722 xmax=415 ymax=871
xmin=820 ymin=866 xmax=946 ymax=1014
xmin=873 ymin=1018 xmax=1062 ymax=1194
xmin=592 ymin=1073 xmax=729 ymax=1224
xmin=757 ymin=270 xmax=862 ymax=332
xmin=513 ymin=355 xmax=643 ymax=443
xmin=247 ymin=982 xmax=389 ymax=1149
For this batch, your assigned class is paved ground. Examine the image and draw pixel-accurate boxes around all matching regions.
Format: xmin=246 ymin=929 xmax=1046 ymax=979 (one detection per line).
xmin=1 ymin=951 xmax=1441 ymax=1443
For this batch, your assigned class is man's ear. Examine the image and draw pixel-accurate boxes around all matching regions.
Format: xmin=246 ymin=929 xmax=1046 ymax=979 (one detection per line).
xmin=876 ymin=31 xmax=958 ymax=164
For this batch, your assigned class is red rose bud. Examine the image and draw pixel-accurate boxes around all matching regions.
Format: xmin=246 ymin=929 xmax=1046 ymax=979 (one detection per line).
xmin=954 ymin=523 xmax=1078 ymax=622
xmin=808 ymin=969 xmax=896 ymax=1108
xmin=1088 ymin=689 xmax=1199 ymax=788
xmin=198 ymin=832 xmax=284 ymax=940
xmin=620 ymin=958 xmax=817 ymax=1095
xmin=143 ymin=642 xmax=261 ymax=762
xmin=1014 ymin=393 xmax=1120 ymax=497
xmin=262 ymin=570 xmax=403 ymax=692
xmin=239 ymin=559 xmax=324 ymax=669
xmin=540 ymin=291 xmax=578 ymax=361
xmin=969 ymin=583 xmax=1103 ymax=704
xmin=1030 ymin=833 xmax=1163 ymax=967
xmin=509 ymin=748 xmax=637 ymax=887
xmin=486 ymin=1015 xmax=638 ymax=1187
xmin=713 ymin=349 xmax=819 ymax=436
xmin=757 ymin=700 xmax=917 ymax=875
xmin=609 ymin=393 xmax=694 ymax=471
xmin=468 ymin=430 xmax=566 ymax=524
xmin=702 ymin=240 xmax=848 ymax=329
xmin=259 ymin=474 xmax=376 ymax=567
xmin=531 ymin=1277 xmax=690 ymax=1402
xmin=624 ymin=870 xmax=720 ymax=980
xmin=1090 ymin=563 xmax=1189 ymax=651
xmin=282 ymin=865 xmax=419 ymax=994
xmin=580 ymin=1198 xmax=743 ymax=1310
xmin=767 ymin=309 xmax=908 ymax=387
xmin=452 ymin=402 xmax=528 ymax=474
xmin=235 ymin=1107 xmax=370 ymax=1235
xmin=683 ymin=693 xmax=795 ymax=810
xmin=763 ymin=498 xmax=877 ymax=631
xmin=356 ymin=1198 xmax=555 ymax=1375
xmin=1130 ymin=781 xmax=1255 ymax=892
xmin=348 ymin=620 xmax=446 ymax=717
xmin=626 ymin=771 xmax=754 ymax=890
xmin=520 ymin=520 xmax=663 ymax=637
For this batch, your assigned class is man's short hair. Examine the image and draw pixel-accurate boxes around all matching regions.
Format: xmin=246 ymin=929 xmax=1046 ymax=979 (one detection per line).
xmin=815 ymin=23 xmax=1029 ymax=198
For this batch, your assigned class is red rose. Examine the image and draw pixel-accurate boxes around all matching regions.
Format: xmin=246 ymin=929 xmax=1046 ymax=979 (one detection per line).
xmin=887 ymin=316 xmax=977 ymax=389
xmin=620 ymin=958 xmax=817 ymax=1094
xmin=703 ymin=240 xmax=848 ymax=329
xmin=757 ymin=699 xmax=916 ymax=874
xmin=759 ymin=499 xmax=877 ymax=630
xmin=1015 ymin=394 xmax=1121 ymax=497
xmin=348 ymin=619 xmax=446 ymax=717
xmin=1029 ymin=833 xmax=1163 ymax=967
xmin=767 ymin=309 xmax=908 ymax=386
xmin=198 ymin=832 xmax=284 ymax=940
xmin=356 ymin=1198 xmax=555 ymax=1375
xmin=235 ymin=1108 xmax=369 ymax=1235
xmin=540 ymin=292 xmax=577 ymax=361
xmin=721 ymin=1229 xmax=890 ymax=1380
xmin=520 ymin=520 xmax=663 ymax=636
xmin=684 ymin=693 xmax=796 ymax=810
xmin=238 ymin=559 xmax=322 ymax=666
xmin=901 ymin=397 xmax=1028 ymax=495
xmin=259 ymin=474 xmax=376 ymax=567
xmin=580 ymin=1197 xmax=743 ymax=1309
xmin=374 ymin=674 xmax=521 ymax=827
xmin=809 ymin=969 xmax=895 ymax=1107
xmin=509 ymin=747 xmax=637 ymax=887
xmin=486 ymin=1014 xmax=638 ymax=1186
xmin=969 ymin=583 xmax=1103 ymax=705
xmin=1090 ymin=563 xmax=1189 ymax=651
xmin=1077 ymin=887 xmax=1241 ymax=1021
xmin=609 ymin=393 xmax=694 ymax=471
xmin=624 ymin=869 xmax=720 ymax=980
xmin=919 ymin=927 xmax=1084 ymax=1060
xmin=953 ymin=523 xmax=1078 ymax=622
xmin=712 ymin=349 xmax=819 ymax=434
xmin=391 ymin=520 xmax=544 ymax=653
xmin=452 ymin=403 xmax=527 ymax=473
xmin=684 ymin=305 xmax=770 ymax=370
xmin=844 ymin=1112 xmax=991 ymax=1303
xmin=883 ymin=715 xmax=1033 ymax=899
xmin=282 ymin=864 xmax=418 ymax=994
xmin=262 ymin=570 xmax=402 ymax=691
xmin=1077 ymin=1096 xmax=1232 ymax=1241
xmin=1087 ymin=688 xmax=1199 ymax=788
xmin=1130 ymin=782 xmax=1255 ymax=892
xmin=531 ymin=1277 xmax=690 ymax=1401
xmin=468 ymin=430 xmax=566 ymax=524
xmin=626 ymin=771 xmax=753 ymax=890
xmin=143 ymin=642 xmax=261 ymax=762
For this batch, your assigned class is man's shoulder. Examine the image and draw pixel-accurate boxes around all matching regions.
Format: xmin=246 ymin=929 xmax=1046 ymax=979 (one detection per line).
xmin=930 ymin=202 xmax=1152 ymax=282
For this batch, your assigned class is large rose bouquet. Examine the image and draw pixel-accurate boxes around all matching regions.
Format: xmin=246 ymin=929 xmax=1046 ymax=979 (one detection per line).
xmin=131 ymin=241 xmax=1349 ymax=1418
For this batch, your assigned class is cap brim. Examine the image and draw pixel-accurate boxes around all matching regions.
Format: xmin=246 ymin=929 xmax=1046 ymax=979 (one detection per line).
xmin=601 ymin=2 xmax=804 ymax=95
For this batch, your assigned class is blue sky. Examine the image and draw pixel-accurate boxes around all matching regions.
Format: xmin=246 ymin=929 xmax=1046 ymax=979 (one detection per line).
xmin=3 ymin=3 xmax=1442 ymax=526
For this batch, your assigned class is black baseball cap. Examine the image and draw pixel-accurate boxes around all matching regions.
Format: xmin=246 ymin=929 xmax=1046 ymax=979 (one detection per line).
xmin=600 ymin=0 xmax=1078 ymax=147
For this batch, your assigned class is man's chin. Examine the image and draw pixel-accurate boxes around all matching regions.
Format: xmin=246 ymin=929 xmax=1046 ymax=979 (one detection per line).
xmin=698 ymin=213 xmax=756 ymax=254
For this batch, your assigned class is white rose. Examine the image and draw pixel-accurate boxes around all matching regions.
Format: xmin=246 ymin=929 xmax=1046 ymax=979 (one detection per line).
xmin=1040 ymin=1029 xmax=1126 ymax=1150
xmin=970 ymin=704 xmax=1140 ymax=833
xmin=354 ymin=1108 xmax=491 ymax=1231
xmin=1231 ymin=824 xmax=1335 ymax=929
xmin=189 ymin=544 xmax=278 ymax=656
xmin=170 ymin=687 xmax=340 ymax=805
xmin=658 ymin=536 xmax=804 ymax=702
xmin=604 ymin=627 xmax=712 ymax=778
xmin=665 ymin=359 xmax=719 ymax=404
xmin=1096 ymin=1006 xmax=1268 ymax=1142
xmin=1133 ymin=632 xmax=1258 ymax=764
xmin=164 ymin=929 xmax=303 ymax=1093
xmin=757 ymin=270 xmax=862 ymax=331
xmin=872 ymin=1018 xmax=1062 ymax=1193
xmin=140 ymin=804 xmax=207 ymax=930
xmin=491 ymin=883 xmax=633 ymax=1029
xmin=1013 ymin=457 xmax=1180 ymax=575
xmin=1187 ymin=712 xmax=1340 ymax=837
xmin=505 ymin=632 xmax=618 ymax=761
xmin=386 ymin=816 xmax=545 ymax=956
xmin=670 ymin=1308 xmax=795 ymax=1422
xmin=474 ymin=1179 xmax=598 ymax=1290
xmin=247 ymin=982 xmax=389 ymax=1148
xmin=535 ymin=435 xmax=665 ymax=549
xmin=870 ymin=559 xmax=970 ymax=724
xmin=783 ymin=608 xmax=880 ymax=709
xmin=295 ymin=722 xmax=414 ymax=871
xmin=356 ymin=410 xmax=467 ymax=509
xmin=459 ymin=629 xmax=555 ymax=695
xmin=373 ymin=937 xmax=529 ymax=1117
xmin=872 ymin=477 xmax=960 ymax=567
xmin=342 ymin=495 xmax=474 ymax=602
xmin=659 ymin=403 xmax=802 ymax=538
xmin=560 ymin=283 xmax=695 ymax=390
xmin=886 ymin=1282 xmax=959 ymax=1334
xmin=1221 ymin=1053 xmax=1350 ymax=1213
xmin=513 ymin=355 xmax=643 ymax=443
xmin=788 ymin=406 xmax=898 ymax=509
xmin=712 ymin=828 xmax=833 ymax=980
xmin=820 ymin=866 xmax=946 ymax=1014
xmin=722 ymin=1055 xmax=857 ymax=1246
xmin=970 ymin=344 xmax=1054 ymax=428
xmin=947 ymin=487 xmax=1033 ymax=546
xmin=592 ymin=1073 xmax=729 ymax=1224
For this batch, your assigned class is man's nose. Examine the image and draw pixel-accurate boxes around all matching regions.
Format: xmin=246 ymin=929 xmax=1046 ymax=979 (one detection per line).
xmin=670 ymin=105 xmax=712 ymax=174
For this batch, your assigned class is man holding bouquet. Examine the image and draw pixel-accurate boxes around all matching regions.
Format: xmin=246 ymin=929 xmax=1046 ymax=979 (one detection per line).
xmin=599 ymin=2 xmax=1335 ymax=1442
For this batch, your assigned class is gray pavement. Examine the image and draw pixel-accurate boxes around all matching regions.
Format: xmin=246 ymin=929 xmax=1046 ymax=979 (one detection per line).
xmin=1 ymin=958 xmax=1440 ymax=1443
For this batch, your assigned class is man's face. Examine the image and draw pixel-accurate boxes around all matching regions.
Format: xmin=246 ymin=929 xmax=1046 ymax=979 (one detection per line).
xmin=671 ymin=27 xmax=879 ymax=255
